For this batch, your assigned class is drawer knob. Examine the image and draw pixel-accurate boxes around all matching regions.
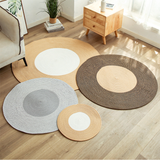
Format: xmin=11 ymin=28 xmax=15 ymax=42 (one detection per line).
xmin=93 ymin=25 xmax=95 ymax=27
xmin=93 ymin=16 xmax=96 ymax=18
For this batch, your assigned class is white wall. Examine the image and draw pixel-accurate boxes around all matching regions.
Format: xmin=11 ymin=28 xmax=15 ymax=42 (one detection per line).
xmin=22 ymin=0 xmax=49 ymax=28
xmin=60 ymin=0 xmax=88 ymax=22
xmin=74 ymin=0 xmax=88 ymax=20
xmin=22 ymin=0 xmax=86 ymax=27
xmin=60 ymin=0 xmax=75 ymax=21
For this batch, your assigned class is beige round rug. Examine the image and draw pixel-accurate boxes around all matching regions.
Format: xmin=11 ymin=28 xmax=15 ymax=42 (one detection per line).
xmin=12 ymin=37 xmax=99 ymax=90
xmin=57 ymin=104 xmax=101 ymax=141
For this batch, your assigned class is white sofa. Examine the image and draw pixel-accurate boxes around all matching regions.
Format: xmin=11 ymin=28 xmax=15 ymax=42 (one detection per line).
xmin=0 ymin=6 xmax=27 ymax=68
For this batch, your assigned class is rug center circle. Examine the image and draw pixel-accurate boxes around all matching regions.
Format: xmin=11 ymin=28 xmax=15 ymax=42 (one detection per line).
xmin=68 ymin=112 xmax=91 ymax=131
xmin=97 ymin=65 xmax=137 ymax=93
xmin=23 ymin=89 xmax=59 ymax=117
xmin=34 ymin=48 xmax=80 ymax=76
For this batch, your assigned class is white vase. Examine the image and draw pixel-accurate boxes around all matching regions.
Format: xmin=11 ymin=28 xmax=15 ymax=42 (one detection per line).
xmin=101 ymin=0 xmax=106 ymax=12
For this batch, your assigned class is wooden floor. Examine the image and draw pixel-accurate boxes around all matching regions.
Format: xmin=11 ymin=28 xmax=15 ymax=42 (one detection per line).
xmin=1 ymin=17 xmax=160 ymax=159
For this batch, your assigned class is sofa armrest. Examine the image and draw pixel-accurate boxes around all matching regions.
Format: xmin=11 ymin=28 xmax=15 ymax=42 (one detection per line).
xmin=0 ymin=6 xmax=21 ymax=45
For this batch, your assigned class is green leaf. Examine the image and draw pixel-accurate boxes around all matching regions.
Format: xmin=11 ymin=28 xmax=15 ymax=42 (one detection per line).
xmin=42 ymin=0 xmax=65 ymax=18
xmin=8 ymin=0 xmax=22 ymax=16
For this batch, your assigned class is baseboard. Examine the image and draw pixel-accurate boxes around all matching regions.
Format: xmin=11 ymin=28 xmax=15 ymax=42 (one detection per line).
xmin=120 ymin=28 xmax=160 ymax=49
xmin=61 ymin=13 xmax=74 ymax=22
xmin=61 ymin=13 xmax=83 ymax=22
xmin=28 ymin=17 xmax=49 ymax=29
xmin=74 ymin=15 xmax=83 ymax=22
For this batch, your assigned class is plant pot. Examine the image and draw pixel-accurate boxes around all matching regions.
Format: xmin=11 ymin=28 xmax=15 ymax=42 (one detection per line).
xmin=50 ymin=17 xmax=57 ymax=24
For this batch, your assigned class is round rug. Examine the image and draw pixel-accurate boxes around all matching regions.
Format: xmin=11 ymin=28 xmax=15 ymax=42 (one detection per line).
xmin=76 ymin=55 xmax=158 ymax=110
xmin=12 ymin=37 xmax=99 ymax=90
xmin=57 ymin=104 xmax=101 ymax=141
xmin=3 ymin=78 xmax=78 ymax=134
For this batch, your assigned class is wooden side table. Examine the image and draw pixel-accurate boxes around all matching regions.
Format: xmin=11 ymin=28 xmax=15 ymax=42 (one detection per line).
xmin=83 ymin=1 xmax=124 ymax=44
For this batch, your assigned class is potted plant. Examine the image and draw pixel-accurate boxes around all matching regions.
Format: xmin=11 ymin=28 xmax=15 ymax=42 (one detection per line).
xmin=44 ymin=0 xmax=64 ymax=24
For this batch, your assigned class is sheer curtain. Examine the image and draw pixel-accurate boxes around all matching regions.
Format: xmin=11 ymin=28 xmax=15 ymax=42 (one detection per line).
xmin=116 ymin=0 xmax=160 ymax=33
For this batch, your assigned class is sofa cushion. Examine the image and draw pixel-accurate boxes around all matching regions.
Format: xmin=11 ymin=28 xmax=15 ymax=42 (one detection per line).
xmin=0 ymin=7 xmax=20 ymax=44
xmin=0 ymin=32 xmax=19 ymax=63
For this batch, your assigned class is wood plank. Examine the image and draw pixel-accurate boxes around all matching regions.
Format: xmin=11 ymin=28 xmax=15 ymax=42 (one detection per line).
xmin=140 ymin=129 xmax=160 ymax=159
xmin=104 ymin=100 xmax=160 ymax=159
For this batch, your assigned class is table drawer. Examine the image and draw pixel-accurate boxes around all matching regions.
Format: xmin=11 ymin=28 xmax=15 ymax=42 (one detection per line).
xmin=84 ymin=17 xmax=105 ymax=36
xmin=84 ymin=8 xmax=105 ymax=26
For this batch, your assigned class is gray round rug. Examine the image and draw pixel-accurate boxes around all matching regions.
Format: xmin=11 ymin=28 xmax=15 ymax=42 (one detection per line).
xmin=3 ymin=78 xmax=78 ymax=134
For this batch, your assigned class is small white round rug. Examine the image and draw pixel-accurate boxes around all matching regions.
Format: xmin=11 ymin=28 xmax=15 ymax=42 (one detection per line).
xmin=35 ymin=48 xmax=80 ymax=76
xmin=3 ymin=78 xmax=78 ymax=134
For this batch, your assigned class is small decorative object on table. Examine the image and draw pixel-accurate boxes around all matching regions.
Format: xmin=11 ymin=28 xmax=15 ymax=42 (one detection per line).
xmin=106 ymin=3 xmax=115 ymax=9
xmin=101 ymin=0 xmax=106 ymax=12
xmin=44 ymin=18 xmax=64 ymax=33
xmin=42 ymin=0 xmax=65 ymax=24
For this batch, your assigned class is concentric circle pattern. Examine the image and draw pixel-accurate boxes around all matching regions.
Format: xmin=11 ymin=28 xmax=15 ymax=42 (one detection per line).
xmin=76 ymin=55 xmax=158 ymax=110
xmin=57 ymin=104 xmax=101 ymax=141
xmin=3 ymin=78 xmax=78 ymax=134
xmin=12 ymin=37 xmax=99 ymax=90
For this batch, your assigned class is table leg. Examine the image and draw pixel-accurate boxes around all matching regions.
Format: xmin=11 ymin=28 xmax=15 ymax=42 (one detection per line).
xmin=86 ymin=29 xmax=90 ymax=36
xmin=102 ymin=36 xmax=106 ymax=45
xmin=115 ymin=30 xmax=118 ymax=38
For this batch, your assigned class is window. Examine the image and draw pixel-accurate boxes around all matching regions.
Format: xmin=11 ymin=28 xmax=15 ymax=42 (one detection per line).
xmin=117 ymin=0 xmax=160 ymax=31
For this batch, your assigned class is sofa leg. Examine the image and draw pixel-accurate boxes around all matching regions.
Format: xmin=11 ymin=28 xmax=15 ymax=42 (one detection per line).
xmin=23 ymin=58 xmax=28 ymax=66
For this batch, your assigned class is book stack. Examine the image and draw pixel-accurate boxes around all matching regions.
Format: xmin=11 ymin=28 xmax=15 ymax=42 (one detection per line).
xmin=44 ymin=19 xmax=64 ymax=33
xmin=106 ymin=3 xmax=115 ymax=9
xmin=99 ymin=2 xmax=115 ymax=10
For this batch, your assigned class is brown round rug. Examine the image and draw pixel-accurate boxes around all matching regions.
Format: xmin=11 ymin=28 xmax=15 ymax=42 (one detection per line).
xmin=76 ymin=55 xmax=158 ymax=110
xmin=12 ymin=37 xmax=99 ymax=90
